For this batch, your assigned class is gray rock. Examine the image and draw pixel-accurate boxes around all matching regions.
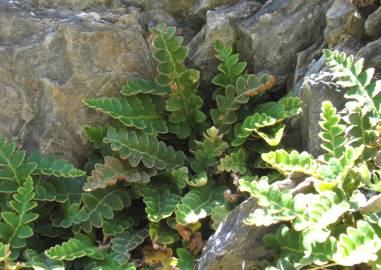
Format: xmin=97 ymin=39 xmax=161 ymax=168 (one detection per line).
xmin=127 ymin=0 xmax=197 ymax=17
xmin=237 ymin=0 xmax=332 ymax=89
xmin=365 ymin=7 xmax=381 ymax=38
xmin=324 ymin=0 xmax=366 ymax=48
xmin=300 ymin=72 xmax=345 ymax=157
xmin=195 ymin=198 xmax=275 ymax=270
xmin=0 ymin=1 xmax=154 ymax=165
xmin=356 ymin=37 xmax=381 ymax=72
xmin=28 ymin=0 xmax=124 ymax=10
xmin=188 ymin=1 xmax=261 ymax=83
xmin=191 ymin=0 xmax=240 ymax=17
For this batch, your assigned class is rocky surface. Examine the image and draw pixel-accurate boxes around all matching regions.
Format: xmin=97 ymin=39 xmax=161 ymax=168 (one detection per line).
xmin=365 ymin=6 xmax=381 ymax=38
xmin=0 ymin=1 xmax=154 ymax=164
xmin=236 ymin=0 xmax=332 ymax=88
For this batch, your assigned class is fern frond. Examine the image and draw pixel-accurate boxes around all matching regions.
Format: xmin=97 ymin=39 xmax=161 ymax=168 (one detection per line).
xmin=333 ymin=219 xmax=381 ymax=266
xmin=319 ymin=101 xmax=346 ymax=162
xmin=324 ymin=50 xmax=381 ymax=115
xmin=151 ymin=23 xmax=205 ymax=138
xmin=0 ymin=177 xmax=39 ymax=249
xmin=84 ymin=156 xmax=156 ymax=191
xmin=28 ymin=152 xmax=85 ymax=178
xmin=24 ymin=249 xmax=65 ymax=270
xmin=149 ymin=222 xmax=179 ymax=246
xmin=240 ymin=179 xmax=305 ymax=226
xmin=81 ymin=188 xmax=130 ymax=229
xmin=211 ymin=74 xmax=276 ymax=134
xmin=175 ymin=183 xmax=226 ymax=225
xmin=211 ymin=40 xmax=247 ymax=88
xmin=111 ymin=228 xmax=149 ymax=265
xmin=190 ymin=127 xmax=228 ymax=173
xmin=261 ymin=149 xmax=317 ymax=176
xmin=176 ymin=248 xmax=196 ymax=270
xmin=45 ymin=234 xmax=104 ymax=261
xmin=122 ymin=79 xmax=170 ymax=96
xmin=218 ymin=149 xmax=248 ymax=174
xmin=104 ymin=127 xmax=185 ymax=170
xmin=0 ymin=137 xmax=37 ymax=183
xmin=89 ymin=252 xmax=137 ymax=270
xmin=279 ymin=96 xmax=302 ymax=118
xmin=137 ymin=185 xmax=181 ymax=222
xmin=84 ymin=96 xmax=168 ymax=135
xmin=51 ymin=202 xmax=88 ymax=229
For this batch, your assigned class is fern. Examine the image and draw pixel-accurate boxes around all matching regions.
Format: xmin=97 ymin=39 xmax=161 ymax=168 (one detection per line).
xmin=176 ymin=183 xmax=226 ymax=225
xmin=218 ymin=148 xmax=248 ymax=174
xmin=211 ymin=40 xmax=247 ymax=88
xmin=105 ymin=127 xmax=185 ymax=170
xmin=319 ymin=101 xmax=346 ymax=162
xmin=111 ymin=228 xmax=149 ymax=264
xmin=0 ymin=177 xmax=39 ymax=249
xmin=121 ymin=79 xmax=170 ymax=96
xmin=84 ymin=96 xmax=168 ymax=135
xmin=261 ymin=149 xmax=317 ymax=176
xmin=45 ymin=234 xmax=104 ymax=261
xmin=190 ymin=127 xmax=228 ymax=173
xmin=151 ymin=23 xmax=205 ymax=139
xmin=176 ymin=248 xmax=196 ymax=270
xmin=84 ymin=156 xmax=155 ymax=191
xmin=28 ymin=152 xmax=85 ymax=178
xmin=333 ymin=219 xmax=381 ymax=266
xmin=137 ymin=185 xmax=181 ymax=222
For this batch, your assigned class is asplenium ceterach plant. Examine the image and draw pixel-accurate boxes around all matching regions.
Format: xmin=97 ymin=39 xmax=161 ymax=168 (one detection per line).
xmin=241 ymin=50 xmax=381 ymax=269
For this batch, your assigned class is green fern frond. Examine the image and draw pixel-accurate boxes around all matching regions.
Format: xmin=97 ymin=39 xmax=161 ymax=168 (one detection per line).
xmin=211 ymin=74 xmax=276 ymax=134
xmin=261 ymin=149 xmax=317 ymax=176
xmin=176 ymin=248 xmax=196 ymax=270
xmin=24 ymin=249 xmax=65 ymax=270
xmin=211 ymin=40 xmax=247 ymax=88
xmin=84 ymin=156 xmax=156 ymax=191
xmin=84 ymin=96 xmax=168 ymax=135
xmin=27 ymin=152 xmax=85 ymax=178
xmin=81 ymin=188 xmax=130 ymax=229
xmin=104 ymin=127 xmax=185 ymax=170
xmin=89 ymin=252 xmax=137 ymax=270
xmin=324 ymin=50 xmax=381 ymax=115
xmin=0 ymin=137 xmax=37 ymax=184
xmin=218 ymin=149 xmax=248 ymax=174
xmin=190 ymin=127 xmax=229 ymax=173
xmin=240 ymin=179 xmax=305 ymax=226
xmin=175 ymin=183 xmax=226 ymax=225
xmin=319 ymin=101 xmax=346 ymax=162
xmin=333 ymin=219 xmax=381 ymax=266
xmin=51 ymin=202 xmax=88 ymax=229
xmin=279 ymin=96 xmax=302 ymax=118
xmin=151 ymin=23 xmax=205 ymax=138
xmin=211 ymin=205 xmax=230 ymax=230
xmin=103 ymin=219 xmax=130 ymax=237
xmin=0 ymin=177 xmax=39 ymax=249
xmin=111 ymin=228 xmax=149 ymax=265
xmin=149 ymin=222 xmax=179 ymax=246
xmin=136 ymin=185 xmax=181 ymax=222
xmin=121 ymin=79 xmax=170 ymax=96
xmin=45 ymin=234 xmax=104 ymax=261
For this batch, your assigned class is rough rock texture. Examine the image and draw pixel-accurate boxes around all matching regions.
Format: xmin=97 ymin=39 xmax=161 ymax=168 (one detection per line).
xmin=237 ymin=0 xmax=332 ymax=88
xmin=188 ymin=1 xmax=261 ymax=82
xmin=191 ymin=0 xmax=240 ymax=17
xmin=27 ymin=0 xmax=125 ymax=10
xmin=356 ymin=37 xmax=381 ymax=72
xmin=195 ymin=198 xmax=275 ymax=270
xmin=365 ymin=6 xmax=381 ymax=38
xmin=324 ymin=0 xmax=366 ymax=48
xmin=0 ymin=1 xmax=154 ymax=164
xmin=300 ymin=72 xmax=345 ymax=157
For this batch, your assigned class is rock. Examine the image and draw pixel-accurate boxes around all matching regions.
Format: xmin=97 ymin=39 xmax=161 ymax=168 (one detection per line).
xmin=29 ymin=0 xmax=124 ymax=10
xmin=0 ymin=1 xmax=154 ymax=165
xmin=237 ymin=0 xmax=332 ymax=89
xmin=356 ymin=37 xmax=381 ymax=71
xmin=300 ymin=72 xmax=345 ymax=157
xmin=127 ymin=0 xmax=197 ymax=17
xmin=195 ymin=198 xmax=275 ymax=270
xmin=188 ymin=1 xmax=261 ymax=83
xmin=191 ymin=0 xmax=240 ymax=17
xmin=365 ymin=6 xmax=381 ymax=38
xmin=325 ymin=0 xmax=366 ymax=48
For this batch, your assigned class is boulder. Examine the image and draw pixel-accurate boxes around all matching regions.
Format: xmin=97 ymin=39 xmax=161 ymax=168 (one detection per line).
xmin=188 ymin=1 xmax=261 ymax=83
xmin=365 ymin=6 xmax=381 ymax=39
xmin=356 ymin=37 xmax=381 ymax=72
xmin=324 ymin=0 xmax=366 ymax=48
xmin=191 ymin=0 xmax=240 ymax=17
xmin=27 ymin=0 xmax=124 ymax=10
xmin=0 ymin=1 xmax=154 ymax=165
xmin=237 ymin=0 xmax=332 ymax=89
